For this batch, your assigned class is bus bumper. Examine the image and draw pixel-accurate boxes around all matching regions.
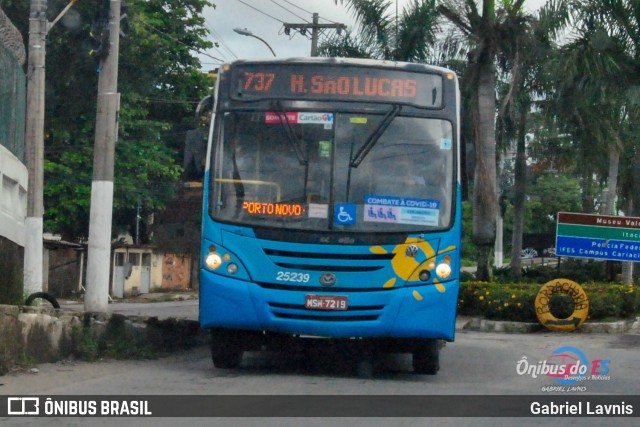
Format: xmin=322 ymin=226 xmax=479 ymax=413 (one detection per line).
xmin=200 ymin=270 xmax=458 ymax=341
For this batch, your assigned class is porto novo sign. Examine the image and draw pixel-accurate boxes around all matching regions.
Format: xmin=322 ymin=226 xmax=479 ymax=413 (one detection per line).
xmin=555 ymin=212 xmax=640 ymax=262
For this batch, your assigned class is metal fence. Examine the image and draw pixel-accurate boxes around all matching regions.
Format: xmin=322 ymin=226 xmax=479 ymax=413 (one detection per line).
xmin=0 ymin=44 xmax=26 ymax=162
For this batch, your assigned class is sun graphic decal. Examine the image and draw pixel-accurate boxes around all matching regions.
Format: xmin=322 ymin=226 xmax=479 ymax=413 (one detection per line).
xmin=369 ymin=237 xmax=455 ymax=299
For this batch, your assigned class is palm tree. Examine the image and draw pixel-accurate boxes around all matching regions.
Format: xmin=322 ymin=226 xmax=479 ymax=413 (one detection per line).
xmin=544 ymin=0 xmax=638 ymax=217
xmin=436 ymin=0 xmax=530 ymax=280
xmin=541 ymin=0 xmax=639 ymax=282
xmin=328 ymin=0 xmax=441 ymax=61
xmin=497 ymin=2 xmax=568 ymax=278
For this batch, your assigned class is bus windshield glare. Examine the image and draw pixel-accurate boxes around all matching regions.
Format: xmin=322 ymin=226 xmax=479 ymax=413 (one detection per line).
xmin=212 ymin=110 xmax=454 ymax=233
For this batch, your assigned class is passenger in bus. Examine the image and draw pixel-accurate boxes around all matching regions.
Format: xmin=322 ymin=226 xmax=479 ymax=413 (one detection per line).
xmin=377 ymin=157 xmax=426 ymax=195
xmin=398 ymin=158 xmax=427 ymax=187
xmin=266 ymin=154 xmax=305 ymax=202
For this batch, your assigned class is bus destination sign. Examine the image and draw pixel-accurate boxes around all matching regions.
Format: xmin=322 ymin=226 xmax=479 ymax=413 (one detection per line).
xmin=230 ymin=64 xmax=443 ymax=108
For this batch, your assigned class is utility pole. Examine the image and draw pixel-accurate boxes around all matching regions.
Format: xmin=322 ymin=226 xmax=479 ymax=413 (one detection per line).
xmin=23 ymin=0 xmax=79 ymax=297
xmin=85 ymin=0 xmax=121 ymax=312
xmin=24 ymin=0 xmax=47 ymax=296
xmin=283 ymin=13 xmax=346 ymax=57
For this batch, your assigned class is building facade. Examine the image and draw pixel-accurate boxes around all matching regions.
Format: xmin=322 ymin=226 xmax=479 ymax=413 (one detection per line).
xmin=0 ymin=15 xmax=27 ymax=304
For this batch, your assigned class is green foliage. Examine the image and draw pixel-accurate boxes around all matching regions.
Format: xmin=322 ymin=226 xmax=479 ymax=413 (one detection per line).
xmin=73 ymin=327 xmax=101 ymax=362
xmin=43 ymin=150 xmax=93 ymax=239
xmin=458 ymin=282 xmax=538 ymax=322
xmin=461 ymin=201 xmax=477 ymax=259
xmin=459 ymin=281 xmax=639 ymax=322
xmin=317 ymin=31 xmax=372 ymax=58
xmin=323 ymin=0 xmax=440 ymax=62
xmin=526 ymin=172 xmax=581 ymax=234
xmin=103 ymin=333 xmax=158 ymax=360
xmin=101 ymin=315 xmax=158 ymax=360
xmin=492 ymin=259 xmax=614 ymax=284
xmin=70 ymin=318 xmax=158 ymax=361
xmin=2 ymin=0 xmax=214 ymax=242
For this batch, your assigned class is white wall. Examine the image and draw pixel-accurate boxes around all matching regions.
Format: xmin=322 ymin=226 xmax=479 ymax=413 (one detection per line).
xmin=0 ymin=145 xmax=27 ymax=247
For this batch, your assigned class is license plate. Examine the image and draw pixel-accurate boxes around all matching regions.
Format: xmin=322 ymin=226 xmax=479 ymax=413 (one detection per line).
xmin=304 ymin=294 xmax=348 ymax=311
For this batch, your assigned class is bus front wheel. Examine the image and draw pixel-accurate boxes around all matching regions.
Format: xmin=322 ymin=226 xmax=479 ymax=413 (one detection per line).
xmin=210 ymin=329 xmax=243 ymax=369
xmin=412 ymin=339 xmax=440 ymax=375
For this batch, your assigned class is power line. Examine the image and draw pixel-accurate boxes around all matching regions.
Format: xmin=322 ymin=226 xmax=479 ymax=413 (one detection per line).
xmin=206 ymin=38 xmax=232 ymax=62
xmin=280 ymin=0 xmax=312 ymax=15
xmin=317 ymin=15 xmax=341 ymax=25
xmin=208 ymin=26 xmax=238 ymax=60
xmin=204 ymin=14 xmax=238 ymax=60
xmin=234 ymin=0 xmax=285 ymax=23
xmin=280 ymin=0 xmax=341 ymax=24
xmin=136 ymin=18 xmax=224 ymax=63
xmin=270 ymin=0 xmax=309 ymax=22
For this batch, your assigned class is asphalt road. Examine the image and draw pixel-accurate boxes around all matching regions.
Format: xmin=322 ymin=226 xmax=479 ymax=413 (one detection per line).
xmin=2 ymin=326 xmax=640 ymax=426
xmin=7 ymin=295 xmax=638 ymax=426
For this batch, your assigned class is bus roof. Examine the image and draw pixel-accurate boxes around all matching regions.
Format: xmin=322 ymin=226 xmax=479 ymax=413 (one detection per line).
xmin=223 ymin=57 xmax=457 ymax=77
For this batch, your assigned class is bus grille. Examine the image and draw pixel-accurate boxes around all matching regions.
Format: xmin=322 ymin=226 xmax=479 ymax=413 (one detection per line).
xmin=273 ymin=312 xmax=379 ymax=321
xmin=263 ymin=248 xmax=393 ymax=273
xmin=255 ymin=282 xmax=394 ymax=292
xmin=268 ymin=302 xmax=383 ymax=322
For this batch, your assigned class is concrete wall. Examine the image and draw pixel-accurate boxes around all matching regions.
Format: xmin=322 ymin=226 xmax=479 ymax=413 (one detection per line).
xmin=0 ymin=305 xmax=206 ymax=375
xmin=0 ymin=145 xmax=27 ymax=247
xmin=0 ymin=143 xmax=27 ymax=305
xmin=112 ymin=248 xmax=192 ymax=297
xmin=160 ymin=253 xmax=191 ymax=291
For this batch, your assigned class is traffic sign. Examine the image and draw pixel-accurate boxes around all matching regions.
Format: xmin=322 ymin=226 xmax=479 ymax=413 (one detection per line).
xmin=555 ymin=212 xmax=640 ymax=262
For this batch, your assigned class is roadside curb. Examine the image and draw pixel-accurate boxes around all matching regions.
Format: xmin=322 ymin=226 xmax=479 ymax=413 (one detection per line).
xmin=0 ymin=304 xmax=207 ymax=375
xmin=461 ymin=316 xmax=640 ymax=334
xmin=462 ymin=317 xmax=542 ymax=333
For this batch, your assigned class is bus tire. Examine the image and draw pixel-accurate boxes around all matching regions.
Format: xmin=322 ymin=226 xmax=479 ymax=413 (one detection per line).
xmin=412 ymin=339 xmax=440 ymax=375
xmin=25 ymin=292 xmax=60 ymax=309
xmin=210 ymin=329 xmax=243 ymax=369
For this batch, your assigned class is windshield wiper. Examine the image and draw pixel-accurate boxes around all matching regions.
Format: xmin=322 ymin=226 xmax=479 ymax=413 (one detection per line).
xmin=349 ymin=104 xmax=401 ymax=168
xmin=273 ymin=100 xmax=307 ymax=166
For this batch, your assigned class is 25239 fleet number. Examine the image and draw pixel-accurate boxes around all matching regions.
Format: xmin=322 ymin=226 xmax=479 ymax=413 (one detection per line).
xmin=276 ymin=271 xmax=310 ymax=283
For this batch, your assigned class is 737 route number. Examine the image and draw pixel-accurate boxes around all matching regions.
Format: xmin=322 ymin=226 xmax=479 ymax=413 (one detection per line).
xmin=276 ymin=271 xmax=310 ymax=283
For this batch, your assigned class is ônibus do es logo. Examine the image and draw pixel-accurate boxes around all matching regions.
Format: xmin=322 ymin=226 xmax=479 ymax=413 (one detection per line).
xmin=516 ymin=346 xmax=611 ymax=392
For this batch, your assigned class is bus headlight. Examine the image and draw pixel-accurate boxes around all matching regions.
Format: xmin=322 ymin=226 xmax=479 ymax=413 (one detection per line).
xmin=205 ymin=253 xmax=223 ymax=270
xmin=435 ymin=262 xmax=452 ymax=279
xmin=227 ymin=263 xmax=239 ymax=274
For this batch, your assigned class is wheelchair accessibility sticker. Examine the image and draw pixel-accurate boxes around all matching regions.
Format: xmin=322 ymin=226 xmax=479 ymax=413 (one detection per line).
xmin=334 ymin=203 xmax=356 ymax=225
xmin=364 ymin=195 xmax=439 ymax=226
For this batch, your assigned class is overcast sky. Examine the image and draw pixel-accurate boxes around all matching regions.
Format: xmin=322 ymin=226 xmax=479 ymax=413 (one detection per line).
xmin=199 ymin=0 xmax=548 ymax=70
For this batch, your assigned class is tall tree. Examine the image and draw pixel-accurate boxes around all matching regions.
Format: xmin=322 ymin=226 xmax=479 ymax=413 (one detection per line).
xmin=497 ymin=2 xmax=564 ymax=278
xmin=436 ymin=0 xmax=515 ymax=280
xmin=544 ymin=0 xmax=638 ymax=218
xmin=2 ymin=0 xmax=214 ymax=241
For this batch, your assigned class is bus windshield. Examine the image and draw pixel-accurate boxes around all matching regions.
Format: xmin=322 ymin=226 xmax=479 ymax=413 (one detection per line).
xmin=211 ymin=110 xmax=453 ymax=233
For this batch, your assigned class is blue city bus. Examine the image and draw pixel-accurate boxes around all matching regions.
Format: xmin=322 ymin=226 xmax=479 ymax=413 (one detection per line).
xmin=200 ymin=57 xmax=461 ymax=374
